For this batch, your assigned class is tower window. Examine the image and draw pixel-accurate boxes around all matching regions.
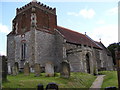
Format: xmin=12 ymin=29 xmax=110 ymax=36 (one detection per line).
xmin=21 ymin=43 xmax=26 ymax=60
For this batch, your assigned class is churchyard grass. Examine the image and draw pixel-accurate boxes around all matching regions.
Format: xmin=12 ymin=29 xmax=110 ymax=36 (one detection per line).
xmin=2 ymin=72 xmax=96 ymax=88
xmin=98 ymin=71 xmax=118 ymax=88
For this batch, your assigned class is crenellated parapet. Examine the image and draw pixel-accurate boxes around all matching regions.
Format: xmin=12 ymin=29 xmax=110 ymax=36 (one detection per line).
xmin=16 ymin=1 xmax=56 ymax=15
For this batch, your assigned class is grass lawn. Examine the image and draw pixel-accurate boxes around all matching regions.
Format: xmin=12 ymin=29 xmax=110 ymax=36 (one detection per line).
xmin=2 ymin=72 xmax=96 ymax=89
xmin=98 ymin=71 xmax=118 ymax=88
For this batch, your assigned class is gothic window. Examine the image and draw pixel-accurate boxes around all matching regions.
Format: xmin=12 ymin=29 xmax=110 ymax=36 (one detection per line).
xmin=21 ymin=43 xmax=26 ymax=60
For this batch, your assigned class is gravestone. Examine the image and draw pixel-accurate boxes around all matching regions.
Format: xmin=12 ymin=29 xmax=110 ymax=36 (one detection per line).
xmin=7 ymin=63 xmax=11 ymax=74
xmin=24 ymin=62 xmax=30 ymax=76
xmin=60 ymin=60 xmax=70 ymax=78
xmin=45 ymin=62 xmax=54 ymax=77
xmin=12 ymin=62 xmax=19 ymax=76
xmin=34 ymin=63 xmax=41 ymax=77
xmin=2 ymin=56 xmax=7 ymax=81
xmin=11 ymin=66 xmax=16 ymax=76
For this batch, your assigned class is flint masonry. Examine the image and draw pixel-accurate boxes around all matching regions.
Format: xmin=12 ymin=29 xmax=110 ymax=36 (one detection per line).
xmin=7 ymin=0 xmax=113 ymax=75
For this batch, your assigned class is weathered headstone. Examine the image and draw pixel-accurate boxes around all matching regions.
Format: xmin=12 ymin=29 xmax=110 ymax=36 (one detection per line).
xmin=7 ymin=63 xmax=11 ymax=74
xmin=45 ymin=62 xmax=54 ymax=77
xmin=34 ymin=63 xmax=41 ymax=77
xmin=2 ymin=56 xmax=7 ymax=81
xmin=60 ymin=60 xmax=70 ymax=78
xmin=12 ymin=62 xmax=19 ymax=76
xmin=11 ymin=66 xmax=16 ymax=76
xmin=24 ymin=62 xmax=30 ymax=76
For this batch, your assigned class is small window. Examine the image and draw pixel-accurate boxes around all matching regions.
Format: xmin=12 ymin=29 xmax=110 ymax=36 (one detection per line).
xmin=21 ymin=43 xmax=26 ymax=60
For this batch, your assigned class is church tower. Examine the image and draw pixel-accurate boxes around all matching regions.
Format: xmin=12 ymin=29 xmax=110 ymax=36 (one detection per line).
xmin=7 ymin=0 xmax=58 ymax=73
xmin=12 ymin=0 xmax=57 ymax=35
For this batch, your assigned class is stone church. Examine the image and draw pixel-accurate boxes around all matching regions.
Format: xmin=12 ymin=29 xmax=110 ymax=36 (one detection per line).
xmin=7 ymin=0 xmax=113 ymax=75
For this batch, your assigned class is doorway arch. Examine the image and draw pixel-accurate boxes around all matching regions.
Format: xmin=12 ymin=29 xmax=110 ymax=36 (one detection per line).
xmin=86 ymin=53 xmax=90 ymax=73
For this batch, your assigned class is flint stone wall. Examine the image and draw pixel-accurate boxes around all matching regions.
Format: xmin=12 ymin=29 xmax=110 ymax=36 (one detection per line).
xmin=7 ymin=28 xmax=64 ymax=72
xmin=7 ymin=35 xmax=15 ymax=68
xmin=66 ymin=43 xmax=96 ymax=74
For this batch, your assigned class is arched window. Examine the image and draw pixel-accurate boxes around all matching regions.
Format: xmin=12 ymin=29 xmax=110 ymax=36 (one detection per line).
xmin=21 ymin=43 xmax=26 ymax=60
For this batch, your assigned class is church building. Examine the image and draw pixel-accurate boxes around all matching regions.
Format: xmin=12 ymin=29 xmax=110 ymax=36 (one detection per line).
xmin=7 ymin=0 xmax=113 ymax=74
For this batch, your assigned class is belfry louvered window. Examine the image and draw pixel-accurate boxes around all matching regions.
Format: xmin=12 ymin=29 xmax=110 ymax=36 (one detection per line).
xmin=21 ymin=43 xmax=26 ymax=60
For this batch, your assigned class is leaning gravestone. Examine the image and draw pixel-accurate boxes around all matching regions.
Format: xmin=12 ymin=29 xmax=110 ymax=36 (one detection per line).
xmin=34 ymin=63 xmax=41 ymax=77
xmin=60 ymin=60 xmax=70 ymax=78
xmin=45 ymin=62 xmax=54 ymax=77
xmin=24 ymin=62 xmax=30 ymax=76
xmin=2 ymin=56 xmax=7 ymax=81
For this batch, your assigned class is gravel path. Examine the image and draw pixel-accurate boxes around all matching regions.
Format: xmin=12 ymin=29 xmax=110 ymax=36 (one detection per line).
xmin=89 ymin=75 xmax=105 ymax=90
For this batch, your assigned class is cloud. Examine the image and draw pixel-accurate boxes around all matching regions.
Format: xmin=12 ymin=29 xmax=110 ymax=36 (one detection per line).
xmin=96 ymin=20 xmax=105 ymax=24
xmin=107 ymin=7 xmax=118 ymax=15
xmin=88 ymin=24 xmax=118 ymax=47
xmin=0 ymin=23 xmax=10 ymax=34
xmin=67 ymin=8 xmax=95 ymax=19
xmin=0 ymin=51 xmax=6 ymax=56
xmin=80 ymin=9 xmax=95 ymax=19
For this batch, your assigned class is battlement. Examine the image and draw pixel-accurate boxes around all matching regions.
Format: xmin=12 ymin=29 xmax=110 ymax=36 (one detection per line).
xmin=16 ymin=1 xmax=56 ymax=15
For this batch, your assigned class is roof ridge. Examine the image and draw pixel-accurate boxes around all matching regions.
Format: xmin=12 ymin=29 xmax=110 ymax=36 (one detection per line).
xmin=85 ymin=35 xmax=102 ymax=49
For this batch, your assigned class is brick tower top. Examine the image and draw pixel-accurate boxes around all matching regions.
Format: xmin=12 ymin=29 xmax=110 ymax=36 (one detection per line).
xmin=10 ymin=1 xmax=57 ymax=35
xmin=16 ymin=1 xmax=56 ymax=15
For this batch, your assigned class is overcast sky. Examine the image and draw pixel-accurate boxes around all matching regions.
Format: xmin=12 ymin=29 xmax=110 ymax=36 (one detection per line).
xmin=0 ymin=0 xmax=118 ymax=55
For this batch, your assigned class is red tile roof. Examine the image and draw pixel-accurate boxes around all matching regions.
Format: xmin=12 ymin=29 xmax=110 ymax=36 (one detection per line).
xmin=57 ymin=26 xmax=102 ymax=49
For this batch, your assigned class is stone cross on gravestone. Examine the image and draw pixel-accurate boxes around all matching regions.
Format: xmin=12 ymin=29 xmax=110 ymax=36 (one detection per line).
xmin=45 ymin=62 xmax=54 ymax=77
xmin=34 ymin=63 xmax=41 ymax=77
xmin=60 ymin=60 xmax=70 ymax=78
xmin=24 ymin=62 xmax=30 ymax=76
